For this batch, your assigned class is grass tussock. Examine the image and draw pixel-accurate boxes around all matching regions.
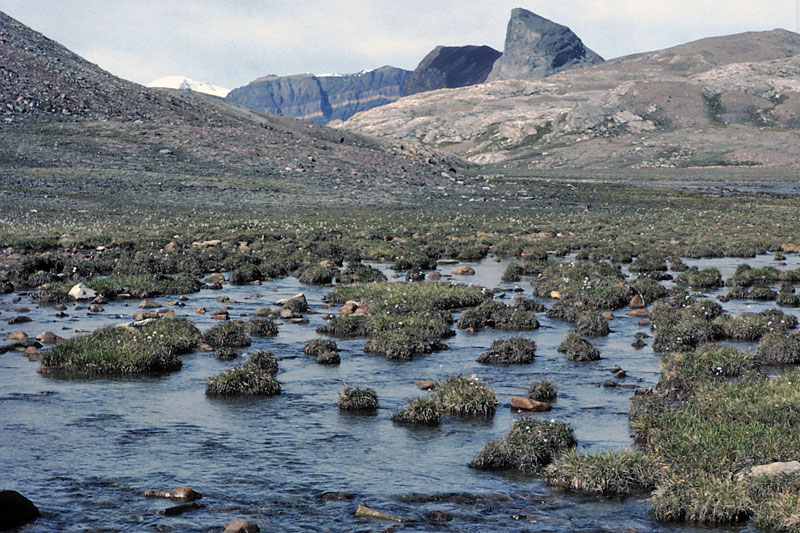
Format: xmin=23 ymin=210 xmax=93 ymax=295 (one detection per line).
xmin=247 ymin=318 xmax=278 ymax=337
xmin=558 ymin=331 xmax=600 ymax=361
xmin=457 ymin=299 xmax=539 ymax=331
xmin=528 ymin=380 xmax=557 ymax=402
xmin=434 ymin=375 xmax=497 ymax=418
xmin=392 ymin=397 xmax=441 ymax=427
xmin=205 ymin=350 xmax=281 ymax=396
xmin=545 ymin=449 xmax=662 ymax=497
xmin=476 ymin=337 xmax=536 ymax=364
xmin=338 ymin=387 xmax=378 ymax=411
xmin=203 ymin=322 xmax=251 ymax=348
xmin=755 ymin=332 xmax=800 ymax=365
xmin=41 ymin=318 xmax=200 ymax=375
xmin=470 ymin=418 xmax=576 ymax=473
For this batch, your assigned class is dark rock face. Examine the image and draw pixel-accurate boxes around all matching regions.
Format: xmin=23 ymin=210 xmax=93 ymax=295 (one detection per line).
xmin=487 ymin=8 xmax=603 ymax=81
xmin=403 ymin=45 xmax=502 ymax=96
xmin=0 ymin=490 xmax=40 ymax=530
xmin=226 ymin=66 xmax=411 ymax=124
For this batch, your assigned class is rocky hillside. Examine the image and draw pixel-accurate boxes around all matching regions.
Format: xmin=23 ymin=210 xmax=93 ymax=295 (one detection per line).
xmin=0 ymin=10 xmax=465 ymax=208
xmin=225 ymin=67 xmax=411 ymax=124
xmin=402 ymin=45 xmax=501 ymax=97
xmin=341 ymin=29 xmax=800 ymax=169
xmin=487 ymin=8 xmax=603 ymax=81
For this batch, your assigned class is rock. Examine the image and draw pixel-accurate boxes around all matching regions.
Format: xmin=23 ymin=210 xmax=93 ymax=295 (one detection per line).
xmin=353 ymin=304 xmax=369 ymax=315
xmin=227 ymin=66 xmax=412 ymax=125
xmin=0 ymin=490 xmax=40 ymax=529
xmin=510 ymin=396 xmax=551 ymax=411
xmin=629 ymin=295 xmax=645 ymax=308
xmin=427 ymin=510 xmax=453 ymax=522
xmin=416 ymin=379 xmax=437 ymax=390
xmin=403 ymin=45 xmax=502 ymax=97
xmin=144 ymin=486 xmax=202 ymax=501
xmin=354 ymin=504 xmax=404 ymax=522
xmin=452 ymin=265 xmax=476 ymax=275
xmin=133 ymin=311 xmax=159 ymax=321
xmin=224 ymin=519 xmax=260 ymax=533
xmin=23 ymin=346 xmax=42 ymax=361
xmin=88 ymin=304 xmax=104 ymax=313
xmin=68 ymin=282 xmax=96 ymax=300
xmin=7 ymin=316 xmax=31 ymax=325
xmin=603 ymin=380 xmax=618 ymax=388
xmin=436 ymin=259 xmax=459 ymax=265
xmin=36 ymin=331 xmax=64 ymax=344
xmin=6 ymin=331 xmax=28 ymax=341
xmin=741 ymin=461 xmax=800 ymax=480
xmin=91 ymin=295 xmax=108 ymax=305
xmin=205 ymin=272 xmax=225 ymax=284
xmin=162 ymin=310 xmax=177 ymax=319
xmin=192 ymin=240 xmax=222 ymax=248
xmin=550 ymin=290 xmax=561 ymax=299
xmin=217 ymin=295 xmax=230 ymax=303
xmin=601 ymin=311 xmax=614 ymax=320
xmin=339 ymin=302 xmax=358 ymax=315
xmin=638 ymin=320 xmax=651 ymax=326
xmin=196 ymin=307 xmax=207 ymax=314
xmin=487 ymin=8 xmax=603 ymax=82
xmin=138 ymin=299 xmax=159 ymax=309
xmin=255 ymin=307 xmax=271 ymax=317
xmin=211 ymin=310 xmax=230 ymax=320
xmin=613 ymin=369 xmax=627 ymax=378
xmin=164 ymin=240 xmax=178 ymax=251
xmin=425 ymin=271 xmax=441 ymax=280
xmin=276 ymin=293 xmax=309 ymax=312
xmin=627 ymin=309 xmax=650 ymax=318
xmin=159 ymin=502 xmax=201 ymax=516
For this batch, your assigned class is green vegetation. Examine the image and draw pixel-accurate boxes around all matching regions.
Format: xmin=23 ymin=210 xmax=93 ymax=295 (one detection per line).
xmin=392 ymin=397 xmax=441 ymax=427
xmin=558 ymin=332 xmax=600 ymax=361
xmin=434 ymin=376 xmax=497 ymax=418
xmin=338 ymin=387 xmax=378 ymax=411
xmin=470 ymin=418 xmax=576 ymax=474
xmin=247 ymin=318 xmax=279 ymax=337
xmin=205 ymin=350 xmax=280 ymax=396
xmin=528 ymin=380 xmax=557 ymax=402
xmin=476 ymin=337 xmax=536 ymax=364
xmin=545 ymin=449 xmax=661 ymax=497
xmin=755 ymin=331 xmax=800 ymax=365
xmin=457 ymin=300 xmax=539 ymax=331
xmin=41 ymin=318 xmax=200 ymax=375
xmin=203 ymin=322 xmax=251 ymax=348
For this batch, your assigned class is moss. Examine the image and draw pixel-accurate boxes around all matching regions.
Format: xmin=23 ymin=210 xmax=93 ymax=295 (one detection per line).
xmin=41 ymin=318 xmax=200 ymax=375
xmin=755 ymin=332 xmax=800 ymax=365
xmin=545 ymin=449 xmax=661 ymax=497
xmin=392 ymin=397 xmax=441 ymax=426
xmin=527 ymin=380 xmax=557 ymax=402
xmin=457 ymin=300 xmax=539 ymax=331
xmin=338 ymin=387 xmax=378 ymax=411
xmin=558 ymin=332 xmax=600 ymax=361
xmin=470 ymin=418 xmax=576 ymax=473
xmin=575 ymin=312 xmax=610 ymax=337
xmin=247 ymin=318 xmax=278 ymax=337
xmin=203 ymin=322 xmax=251 ymax=348
xmin=476 ymin=337 xmax=536 ymax=364
xmin=434 ymin=376 xmax=497 ymax=418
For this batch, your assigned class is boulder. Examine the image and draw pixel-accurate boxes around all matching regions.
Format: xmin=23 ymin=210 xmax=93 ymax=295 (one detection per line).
xmin=7 ymin=316 xmax=31 ymax=325
xmin=0 ymin=490 xmax=40 ymax=529
xmin=629 ymin=295 xmax=645 ymax=308
xmin=740 ymin=461 xmax=800 ymax=480
xmin=425 ymin=271 xmax=441 ymax=280
xmin=487 ymin=8 xmax=604 ymax=82
xmin=36 ymin=331 xmax=64 ymax=344
xmin=510 ymin=396 xmax=551 ymax=411
xmin=224 ymin=520 xmax=260 ymax=533
xmin=205 ymin=272 xmax=225 ymax=284
xmin=88 ymin=304 xmax=104 ymax=313
xmin=196 ymin=307 xmax=207 ymax=314
xmin=192 ymin=240 xmax=222 ymax=248
xmin=416 ymin=379 xmax=437 ymax=390
xmin=159 ymin=502 xmax=201 ymax=516
xmin=138 ymin=299 xmax=159 ymax=309
xmin=354 ymin=504 xmax=404 ymax=522
xmin=144 ymin=486 xmax=202 ymax=501
xmin=6 ymin=331 xmax=27 ymax=341
xmin=68 ymin=282 xmax=96 ymax=300
xmin=627 ymin=309 xmax=650 ymax=318
xmin=452 ymin=265 xmax=476 ymax=276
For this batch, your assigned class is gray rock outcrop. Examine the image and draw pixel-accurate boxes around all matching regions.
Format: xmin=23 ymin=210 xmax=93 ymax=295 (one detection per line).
xmin=226 ymin=66 xmax=411 ymax=124
xmin=487 ymin=8 xmax=603 ymax=81
xmin=403 ymin=45 xmax=502 ymax=96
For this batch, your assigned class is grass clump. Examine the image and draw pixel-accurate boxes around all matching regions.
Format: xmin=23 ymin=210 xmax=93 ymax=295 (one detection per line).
xmin=630 ymin=277 xmax=669 ymax=303
xmin=528 ymin=380 xmax=557 ymax=402
xmin=205 ymin=351 xmax=280 ymax=396
xmin=457 ymin=300 xmax=539 ymax=331
xmin=434 ymin=376 xmax=497 ymax=418
xmin=476 ymin=337 xmax=536 ymax=364
xmin=470 ymin=418 xmax=576 ymax=473
xmin=316 ymin=315 xmax=370 ymax=338
xmin=335 ymin=262 xmax=387 ymax=284
xmin=714 ymin=310 xmax=798 ymax=341
xmin=575 ymin=312 xmax=610 ymax=337
xmin=558 ymin=332 xmax=600 ymax=361
xmin=229 ymin=264 xmax=261 ymax=284
xmin=364 ymin=331 xmax=443 ymax=361
xmin=545 ymin=449 xmax=661 ymax=497
xmin=297 ymin=264 xmax=336 ymax=285
xmin=658 ymin=345 xmax=754 ymax=395
xmin=215 ymin=347 xmax=238 ymax=361
xmin=338 ymin=387 xmax=378 ymax=411
xmin=392 ymin=398 xmax=441 ymax=427
xmin=529 ymin=259 xmax=631 ymax=310
xmin=755 ymin=332 xmax=800 ymax=365
xmin=304 ymin=339 xmax=339 ymax=357
xmin=87 ymin=273 xmax=202 ymax=298
xmin=247 ymin=318 xmax=278 ymax=337
xmin=675 ymin=268 xmax=723 ymax=290
xmin=41 ymin=318 xmax=200 ymax=375
xmin=325 ymin=281 xmax=485 ymax=314
xmin=203 ymin=322 xmax=251 ymax=348
xmin=650 ymin=299 xmax=725 ymax=352
xmin=651 ymin=474 xmax=751 ymax=525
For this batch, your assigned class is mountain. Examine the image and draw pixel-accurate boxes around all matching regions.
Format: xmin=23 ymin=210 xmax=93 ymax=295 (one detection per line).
xmin=147 ymin=76 xmax=230 ymax=98
xmin=0 ymin=10 xmax=463 ymax=208
xmin=225 ymin=67 xmax=411 ymax=124
xmin=486 ymin=8 xmax=603 ymax=82
xmin=402 ymin=45 xmax=502 ymax=97
xmin=340 ymin=28 xmax=800 ymax=169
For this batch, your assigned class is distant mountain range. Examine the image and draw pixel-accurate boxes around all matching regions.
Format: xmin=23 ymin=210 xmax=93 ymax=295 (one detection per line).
xmin=146 ymin=76 xmax=230 ymax=98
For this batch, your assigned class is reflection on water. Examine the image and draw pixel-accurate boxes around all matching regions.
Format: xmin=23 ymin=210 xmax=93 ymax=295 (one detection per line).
xmin=1 ymin=254 xmax=797 ymax=531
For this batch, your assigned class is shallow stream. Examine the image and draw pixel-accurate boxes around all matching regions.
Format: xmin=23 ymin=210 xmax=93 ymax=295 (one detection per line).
xmin=2 ymin=254 xmax=799 ymax=532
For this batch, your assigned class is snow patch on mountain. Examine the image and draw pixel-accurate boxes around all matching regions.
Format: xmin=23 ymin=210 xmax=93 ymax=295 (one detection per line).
xmin=146 ymin=76 xmax=230 ymax=98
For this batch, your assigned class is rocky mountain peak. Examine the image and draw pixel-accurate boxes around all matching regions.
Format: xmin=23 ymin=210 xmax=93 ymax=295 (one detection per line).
xmin=487 ymin=8 xmax=603 ymax=81
xmin=402 ymin=45 xmax=501 ymax=96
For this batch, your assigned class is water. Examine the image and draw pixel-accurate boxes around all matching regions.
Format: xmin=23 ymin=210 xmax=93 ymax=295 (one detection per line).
xmin=2 ymin=255 xmax=798 ymax=531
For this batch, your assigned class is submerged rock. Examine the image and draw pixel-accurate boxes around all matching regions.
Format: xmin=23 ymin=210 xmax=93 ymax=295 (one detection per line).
xmin=224 ymin=520 xmax=260 ymax=533
xmin=144 ymin=486 xmax=202 ymax=501
xmin=354 ymin=504 xmax=404 ymax=522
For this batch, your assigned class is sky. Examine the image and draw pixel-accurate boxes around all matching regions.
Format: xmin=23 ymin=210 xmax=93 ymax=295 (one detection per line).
xmin=3 ymin=1 xmax=798 ymax=89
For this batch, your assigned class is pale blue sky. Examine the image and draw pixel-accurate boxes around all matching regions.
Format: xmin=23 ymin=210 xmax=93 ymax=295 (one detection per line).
xmin=3 ymin=1 xmax=797 ymax=89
